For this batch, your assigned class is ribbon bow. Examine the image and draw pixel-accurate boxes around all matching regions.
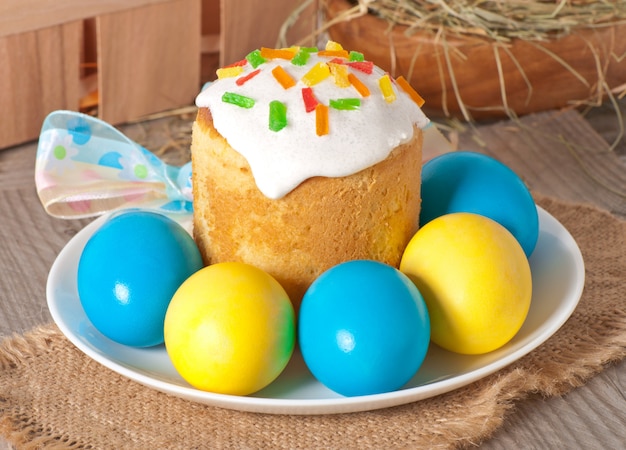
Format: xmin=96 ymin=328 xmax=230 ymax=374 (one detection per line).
xmin=35 ymin=111 xmax=193 ymax=219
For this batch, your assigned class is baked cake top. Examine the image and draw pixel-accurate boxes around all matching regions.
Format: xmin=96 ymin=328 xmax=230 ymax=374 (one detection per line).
xmin=195 ymin=41 xmax=429 ymax=199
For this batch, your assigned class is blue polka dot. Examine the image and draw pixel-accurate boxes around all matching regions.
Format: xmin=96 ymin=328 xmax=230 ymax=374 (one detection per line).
xmin=67 ymin=117 xmax=92 ymax=145
xmin=98 ymin=152 xmax=124 ymax=169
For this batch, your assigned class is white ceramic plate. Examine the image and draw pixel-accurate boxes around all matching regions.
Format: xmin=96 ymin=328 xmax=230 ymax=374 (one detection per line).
xmin=47 ymin=206 xmax=584 ymax=415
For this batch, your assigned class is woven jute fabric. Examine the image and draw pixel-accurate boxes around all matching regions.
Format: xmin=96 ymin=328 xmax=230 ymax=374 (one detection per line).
xmin=1 ymin=194 xmax=625 ymax=449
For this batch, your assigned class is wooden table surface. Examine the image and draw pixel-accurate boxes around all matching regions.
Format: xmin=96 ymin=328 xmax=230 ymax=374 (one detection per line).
xmin=0 ymin=101 xmax=624 ymax=448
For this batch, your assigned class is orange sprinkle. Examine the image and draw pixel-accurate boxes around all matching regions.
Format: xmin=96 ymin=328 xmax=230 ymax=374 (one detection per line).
xmin=318 ymin=50 xmax=350 ymax=59
xmin=315 ymin=104 xmax=329 ymax=136
xmin=272 ymin=65 xmax=296 ymax=89
xmin=348 ymin=73 xmax=370 ymax=97
xmin=396 ymin=76 xmax=425 ymax=107
xmin=260 ymin=47 xmax=296 ymax=60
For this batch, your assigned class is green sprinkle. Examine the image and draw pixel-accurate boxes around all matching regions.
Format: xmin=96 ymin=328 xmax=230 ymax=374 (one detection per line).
xmin=222 ymin=92 xmax=255 ymax=108
xmin=269 ymin=100 xmax=287 ymax=132
xmin=329 ymin=98 xmax=361 ymax=110
xmin=301 ymin=46 xmax=318 ymax=53
xmin=246 ymin=49 xmax=266 ymax=68
xmin=349 ymin=51 xmax=365 ymax=62
xmin=291 ymin=49 xmax=311 ymax=66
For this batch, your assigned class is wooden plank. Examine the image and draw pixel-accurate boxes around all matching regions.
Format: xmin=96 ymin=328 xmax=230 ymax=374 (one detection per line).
xmin=0 ymin=0 xmax=178 ymax=38
xmin=201 ymin=0 xmax=220 ymax=82
xmin=0 ymin=21 xmax=82 ymax=149
xmin=220 ymin=0 xmax=318 ymax=67
xmin=96 ymin=0 xmax=201 ymax=124
xmin=484 ymin=362 xmax=626 ymax=449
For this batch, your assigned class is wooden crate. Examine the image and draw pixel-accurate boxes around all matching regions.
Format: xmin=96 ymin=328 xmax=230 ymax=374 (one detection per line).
xmin=0 ymin=0 xmax=317 ymax=149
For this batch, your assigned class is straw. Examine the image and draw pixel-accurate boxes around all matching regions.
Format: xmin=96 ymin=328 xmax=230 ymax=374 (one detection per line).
xmin=362 ymin=0 xmax=626 ymax=42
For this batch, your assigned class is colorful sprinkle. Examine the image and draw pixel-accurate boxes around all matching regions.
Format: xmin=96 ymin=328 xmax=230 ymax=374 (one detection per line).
xmin=301 ymin=87 xmax=319 ymax=113
xmin=260 ymin=47 xmax=297 ymax=60
xmin=315 ymin=104 xmax=329 ymax=136
xmin=378 ymin=74 xmax=396 ymax=103
xmin=347 ymin=61 xmax=374 ymax=74
xmin=216 ymin=66 xmax=244 ymax=79
xmin=214 ymin=44 xmax=416 ymax=140
xmin=329 ymin=63 xmax=350 ymax=87
xmin=236 ymin=69 xmax=261 ymax=86
xmin=269 ymin=100 xmax=288 ymax=131
xmin=302 ymin=62 xmax=331 ymax=86
xmin=246 ymin=49 xmax=266 ymax=68
xmin=396 ymin=76 xmax=426 ymax=107
xmin=272 ymin=65 xmax=297 ymax=89
xmin=329 ymin=98 xmax=361 ymax=110
xmin=348 ymin=73 xmax=370 ymax=97
xmin=349 ymin=51 xmax=365 ymax=62
xmin=222 ymin=92 xmax=255 ymax=108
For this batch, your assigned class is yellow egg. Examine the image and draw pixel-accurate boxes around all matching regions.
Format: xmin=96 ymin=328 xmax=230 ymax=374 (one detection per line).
xmin=400 ymin=213 xmax=532 ymax=355
xmin=164 ymin=262 xmax=295 ymax=395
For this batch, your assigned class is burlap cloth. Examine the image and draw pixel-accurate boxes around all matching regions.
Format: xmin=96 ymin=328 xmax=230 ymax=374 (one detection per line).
xmin=1 ymin=194 xmax=625 ymax=449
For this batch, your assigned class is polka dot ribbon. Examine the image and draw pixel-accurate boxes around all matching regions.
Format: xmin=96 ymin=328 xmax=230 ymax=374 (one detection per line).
xmin=35 ymin=111 xmax=193 ymax=219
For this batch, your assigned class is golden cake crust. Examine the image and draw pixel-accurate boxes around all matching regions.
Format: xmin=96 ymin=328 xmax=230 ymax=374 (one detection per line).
xmin=192 ymin=107 xmax=423 ymax=305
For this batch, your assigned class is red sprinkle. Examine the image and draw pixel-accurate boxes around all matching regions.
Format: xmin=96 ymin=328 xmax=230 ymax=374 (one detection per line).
xmin=328 ymin=58 xmax=345 ymax=65
xmin=224 ymin=58 xmax=248 ymax=68
xmin=235 ymin=69 xmax=261 ymax=86
xmin=347 ymin=61 xmax=374 ymax=74
xmin=301 ymin=87 xmax=319 ymax=113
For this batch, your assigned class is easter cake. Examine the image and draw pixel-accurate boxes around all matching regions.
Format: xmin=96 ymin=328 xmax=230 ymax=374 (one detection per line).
xmin=192 ymin=42 xmax=430 ymax=303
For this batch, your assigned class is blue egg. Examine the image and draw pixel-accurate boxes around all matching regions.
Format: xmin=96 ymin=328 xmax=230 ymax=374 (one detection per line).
xmin=420 ymin=151 xmax=539 ymax=256
xmin=77 ymin=210 xmax=203 ymax=347
xmin=298 ymin=260 xmax=430 ymax=397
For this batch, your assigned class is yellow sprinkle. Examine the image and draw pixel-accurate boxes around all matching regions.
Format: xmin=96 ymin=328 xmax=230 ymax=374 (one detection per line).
xmin=378 ymin=74 xmax=396 ymax=103
xmin=329 ymin=63 xmax=350 ymax=88
xmin=396 ymin=76 xmax=426 ymax=107
xmin=325 ymin=41 xmax=344 ymax=51
xmin=302 ymin=62 xmax=331 ymax=87
xmin=216 ymin=66 xmax=244 ymax=79
xmin=348 ymin=73 xmax=370 ymax=97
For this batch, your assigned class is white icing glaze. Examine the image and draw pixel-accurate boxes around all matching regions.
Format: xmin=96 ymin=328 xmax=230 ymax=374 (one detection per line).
xmin=195 ymin=49 xmax=430 ymax=199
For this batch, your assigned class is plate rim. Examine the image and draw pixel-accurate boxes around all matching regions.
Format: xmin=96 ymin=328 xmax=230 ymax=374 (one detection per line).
xmin=47 ymin=206 xmax=585 ymax=415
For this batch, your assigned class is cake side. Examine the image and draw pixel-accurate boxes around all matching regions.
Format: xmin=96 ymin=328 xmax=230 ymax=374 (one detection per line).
xmin=192 ymin=107 xmax=423 ymax=302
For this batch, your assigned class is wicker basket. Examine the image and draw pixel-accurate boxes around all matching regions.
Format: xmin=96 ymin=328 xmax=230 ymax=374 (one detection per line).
xmin=323 ymin=0 xmax=626 ymax=119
